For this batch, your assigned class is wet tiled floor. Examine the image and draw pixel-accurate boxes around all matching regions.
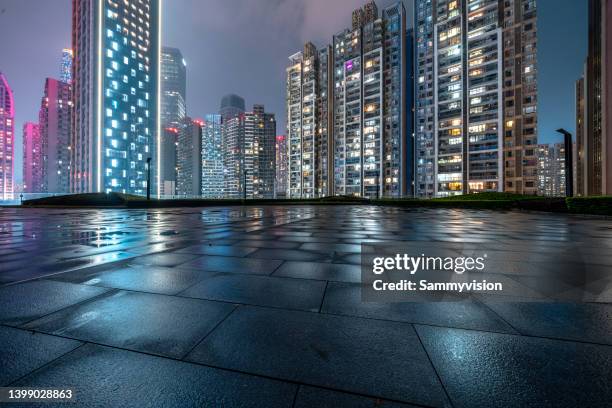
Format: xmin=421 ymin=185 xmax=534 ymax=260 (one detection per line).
xmin=0 ymin=205 xmax=611 ymax=407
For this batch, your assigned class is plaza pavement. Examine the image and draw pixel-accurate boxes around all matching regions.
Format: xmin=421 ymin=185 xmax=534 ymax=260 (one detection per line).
xmin=0 ymin=205 xmax=611 ymax=407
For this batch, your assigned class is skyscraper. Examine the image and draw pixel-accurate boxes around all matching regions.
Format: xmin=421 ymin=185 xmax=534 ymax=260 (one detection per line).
xmin=583 ymin=0 xmax=611 ymax=195
xmin=22 ymin=123 xmax=43 ymax=194
xmin=161 ymin=126 xmax=178 ymax=196
xmin=332 ymin=2 xmax=407 ymax=198
xmin=40 ymin=78 xmax=72 ymax=193
xmin=275 ymin=135 xmax=288 ymax=198
xmin=71 ymin=0 xmax=161 ymax=195
xmin=286 ymin=1 xmax=408 ymax=199
xmin=247 ymin=105 xmax=276 ymax=199
xmin=575 ymin=76 xmax=586 ymax=196
xmin=201 ymin=114 xmax=224 ymax=198
xmin=219 ymin=94 xmax=245 ymax=124
xmin=176 ymin=117 xmax=202 ymax=197
xmin=286 ymin=43 xmax=332 ymax=198
xmin=223 ymin=105 xmax=276 ymax=198
xmin=160 ymin=47 xmax=186 ymax=196
xmin=537 ymin=143 xmax=566 ymax=197
xmin=60 ymin=48 xmax=74 ymax=84
xmin=161 ymin=47 xmax=186 ymax=126
xmin=414 ymin=0 xmax=538 ymax=197
xmin=0 ymin=72 xmax=14 ymax=200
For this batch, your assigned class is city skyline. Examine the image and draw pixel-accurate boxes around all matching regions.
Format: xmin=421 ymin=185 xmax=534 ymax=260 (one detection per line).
xmin=0 ymin=0 xmax=587 ymax=186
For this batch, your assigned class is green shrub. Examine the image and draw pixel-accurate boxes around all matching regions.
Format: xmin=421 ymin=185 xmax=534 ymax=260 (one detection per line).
xmin=566 ymin=196 xmax=612 ymax=216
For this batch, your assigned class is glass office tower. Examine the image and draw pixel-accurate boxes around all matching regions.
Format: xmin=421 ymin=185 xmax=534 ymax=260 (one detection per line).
xmin=160 ymin=46 xmax=186 ymax=196
xmin=71 ymin=0 xmax=161 ymax=196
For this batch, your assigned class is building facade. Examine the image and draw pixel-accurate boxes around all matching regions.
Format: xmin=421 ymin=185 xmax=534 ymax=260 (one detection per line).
xmin=176 ymin=117 xmax=202 ymax=197
xmin=537 ymin=143 xmax=566 ymax=197
xmin=71 ymin=0 xmax=161 ymax=195
xmin=582 ymin=0 xmax=612 ymax=195
xmin=415 ymin=0 xmax=538 ymax=197
xmin=61 ymin=49 xmax=74 ymax=84
xmin=575 ymin=76 xmax=586 ymax=196
xmin=275 ymin=135 xmax=288 ymax=198
xmin=286 ymin=1 xmax=408 ymax=199
xmin=160 ymin=47 xmax=186 ymax=196
xmin=23 ymin=123 xmax=44 ymax=193
xmin=332 ymin=1 xmax=407 ymax=198
xmin=0 ymin=72 xmax=14 ymax=200
xmin=220 ymin=94 xmax=245 ymax=124
xmin=286 ymin=43 xmax=333 ymax=198
xmin=201 ymin=114 xmax=224 ymax=198
xmin=223 ymin=105 xmax=276 ymax=198
xmin=40 ymin=78 xmax=72 ymax=193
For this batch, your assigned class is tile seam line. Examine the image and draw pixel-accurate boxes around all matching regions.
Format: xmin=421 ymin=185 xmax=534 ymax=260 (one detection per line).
xmin=5 ymin=342 xmax=88 ymax=388
xmin=412 ymin=323 xmax=456 ymax=408
xmin=179 ymin=304 xmax=241 ymax=360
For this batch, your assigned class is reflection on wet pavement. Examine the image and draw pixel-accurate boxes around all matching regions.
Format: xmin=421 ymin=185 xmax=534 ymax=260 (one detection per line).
xmin=0 ymin=205 xmax=611 ymax=407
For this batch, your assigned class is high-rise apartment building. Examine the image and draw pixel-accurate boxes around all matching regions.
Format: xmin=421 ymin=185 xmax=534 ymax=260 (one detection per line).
xmin=275 ymin=135 xmax=288 ymax=198
xmin=40 ymin=78 xmax=72 ymax=193
xmin=415 ymin=0 xmax=538 ymax=197
xmin=61 ymin=49 xmax=74 ymax=84
xmin=537 ymin=143 xmax=566 ymax=197
xmin=71 ymin=0 xmax=161 ymax=195
xmin=160 ymin=47 xmax=186 ymax=196
xmin=286 ymin=43 xmax=333 ymax=198
xmin=23 ymin=123 xmax=44 ymax=193
xmin=333 ymin=2 xmax=407 ymax=198
xmin=0 ymin=72 xmax=14 ymax=200
xmin=286 ymin=1 xmax=408 ymax=199
xmin=223 ymin=105 xmax=276 ymax=198
xmin=581 ymin=0 xmax=611 ymax=195
xmin=201 ymin=114 xmax=224 ymax=198
xmin=176 ymin=117 xmax=202 ymax=197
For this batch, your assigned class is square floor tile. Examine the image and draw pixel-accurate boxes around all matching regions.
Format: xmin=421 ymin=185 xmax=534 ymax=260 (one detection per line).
xmin=0 ymin=280 xmax=110 ymax=325
xmin=12 ymin=343 xmax=297 ymax=407
xmin=233 ymin=240 xmax=302 ymax=249
xmin=273 ymin=261 xmax=360 ymax=283
xmin=50 ymin=265 xmax=206 ymax=295
xmin=322 ymin=282 xmax=516 ymax=333
xmin=179 ymin=255 xmax=283 ymax=275
xmin=175 ymin=244 xmax=258 ymax=257
xmin=478 ymin=298 xmax=612 ymax=345
xmin=0 ymin=326 xmax=82 ymax=386
xmin=129 ymin=252 xmax=202 ymax=267
xmin=416 ymin=325 xmax=612 ymax=408
xmin=180 ymin=274 xmax=326 ymax=312
xmin=24 ymin=291 xmax=235 ymax=359
xmin=186 ymin=306 xmax=448 ymax=407
xmin=248 ymin=249 xmax=332 ymax=262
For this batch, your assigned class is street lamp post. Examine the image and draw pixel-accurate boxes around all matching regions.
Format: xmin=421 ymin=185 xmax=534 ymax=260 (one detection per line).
xmin=556 ymin=128 xmax=574 ymax=197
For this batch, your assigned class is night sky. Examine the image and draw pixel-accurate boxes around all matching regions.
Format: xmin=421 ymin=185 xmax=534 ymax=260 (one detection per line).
xmin=0 ymin=0 xmax=587 ymax=184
